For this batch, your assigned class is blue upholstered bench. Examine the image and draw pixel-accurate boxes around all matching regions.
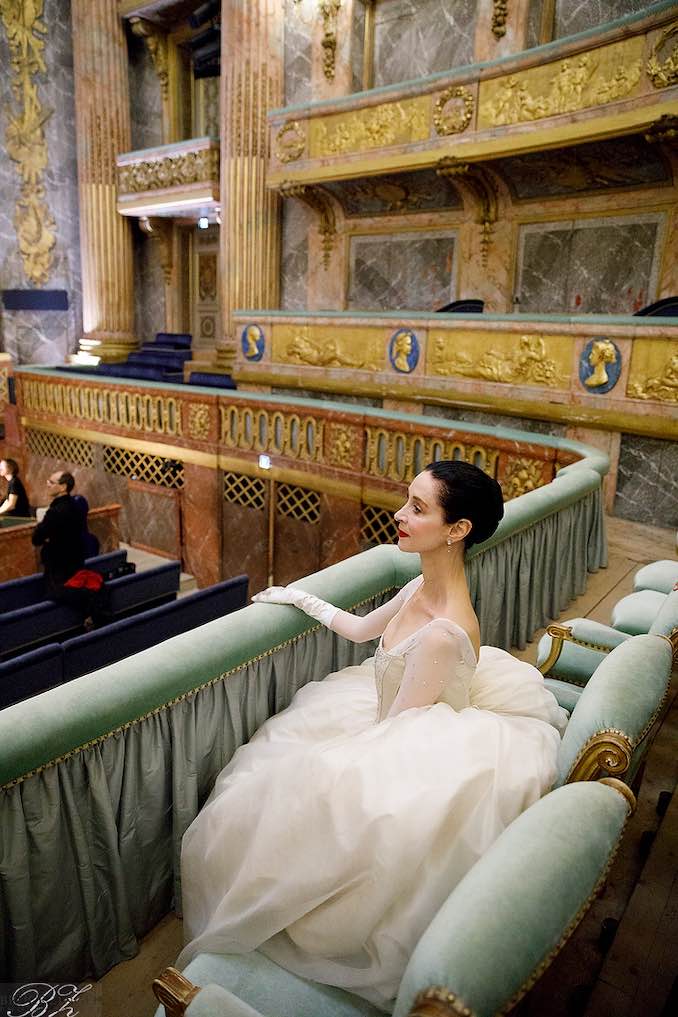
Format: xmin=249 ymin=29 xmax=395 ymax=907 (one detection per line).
xmin=0 ymin=549 xmax=129 ymax=613
xmin=62 ymin=574 xmax=248 ymax=681
xmin=188 ymin=372 xmax=237 ymax=389
xmin=152 ymin=780 xmax=634 ymax=1017
xmin=0 ymin=600 xmax=83 ymax=661
xmin=98 ymin=560 xmax=181 ymax=620
xmin=0 ymin=642 xmax=63 ymax=709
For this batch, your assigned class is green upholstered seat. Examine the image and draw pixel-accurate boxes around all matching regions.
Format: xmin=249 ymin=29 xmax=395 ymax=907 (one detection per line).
xmin=536 ymin=617 xmax=630 ymax=684
xmin=544 ymin=677 xmax=583 ymax=712
xmin=648 ymin=588 xmax=678 ymax=641
xmin=611 ymin=590 xmax=667 ymax=635
xmin=155 ymin=782 xmax=632 ymax=1017
xmin=634 ymin=559 xmax=678 ymax=595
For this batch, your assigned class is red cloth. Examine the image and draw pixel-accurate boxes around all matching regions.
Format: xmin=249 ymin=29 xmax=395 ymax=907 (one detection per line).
xmin=64 ymin=569 xmax=104 ymax=592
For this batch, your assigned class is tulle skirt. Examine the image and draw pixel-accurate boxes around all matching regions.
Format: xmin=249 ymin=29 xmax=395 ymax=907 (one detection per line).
xmin=178 ymin=653 xmax=562 ymax=1009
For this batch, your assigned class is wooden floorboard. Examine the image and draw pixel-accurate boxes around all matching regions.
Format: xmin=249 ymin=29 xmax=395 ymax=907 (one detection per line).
xmin=96 ymin=516 xmax=677 ymax=1016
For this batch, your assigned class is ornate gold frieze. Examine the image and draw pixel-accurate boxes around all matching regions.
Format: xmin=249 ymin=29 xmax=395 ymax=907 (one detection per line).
xmin=319 ymin=1 xmax=341 ymax=81
xmin=220 ymin=404 xmax=325 ymax=464
xmin=278 ymin=183 xmax=336 ymax=269
xmin=187 ymin=403 xmax=211 ymax=441
xmin=647 ymin=22 xmax=678 ymax=89
xmin=364 ymin=427 xmax=499 ymax=484
xmin=327 ymin=423 xmax=359 ymax=469
xmin=627 ymin=342 xmax=678 ymax=404
xmin=501 ymin=456 xmax=547 ymax=499
xmin=429 ymin=331 xmax=568 ymax=388
xmin=21 ymin=378 xmax=183 ymax=437
xmin=130 ymin=18 xmax=169 ymax=100
xmin=309 ymin=96 xmax=429 ymax=158
xmin=117 ymin=146 xmax=220 ymax=195
xmin=432 ymin=86 xmax=474 ymax=136
xmin=0 ymin=0 xmax=56 ymax=285
xmin=275 ymin=121 xmax=306 ymax=163
xmin=272 ymin=324 xmax=382 ymax=371
xmin=437 ymin=159 xmax=497 ymax=266
xmin=491 ymin=1 xmax=509 ymax=40
xmin=478 ymin=36 xmax=644 ymax=128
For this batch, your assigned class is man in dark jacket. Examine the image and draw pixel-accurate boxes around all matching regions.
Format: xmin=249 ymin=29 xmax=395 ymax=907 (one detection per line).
xmin=32 ymin=470 xmax=87 ymax=598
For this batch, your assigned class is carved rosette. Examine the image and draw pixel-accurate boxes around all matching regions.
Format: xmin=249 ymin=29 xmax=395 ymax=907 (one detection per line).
xmin=118 ymin=148 xmax=220 ymax=195
xmin=275 ymin=121 xmax=306 ymax=163
xmin=647 ymin=22 xmax=678 ymax=89
xmin=433 ymin=86 xmax=474 ymax=136
xmin=187 ymin=403 xmax=211 ymax=441
xmin=0 ymin=0 xmax=56 ymax=285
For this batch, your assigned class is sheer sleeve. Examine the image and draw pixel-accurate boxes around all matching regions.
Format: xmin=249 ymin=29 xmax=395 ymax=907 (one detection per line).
xmin=329 ymin=578 xmax=421 ymax=643
xmin=386 ymin=621 xmax=471 ymax=718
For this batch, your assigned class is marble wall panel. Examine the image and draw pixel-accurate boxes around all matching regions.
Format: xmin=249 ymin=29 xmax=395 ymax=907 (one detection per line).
xmin=127 ymin=28 xmax=163 ymax=151
xmin=351 ymin=0 xmax=366 ymax=91
xmin=373 ymin=0 xmax=476 ymax=88
xmin=348 ymin=231 xmax=457 ymax=311
xmin=134 ymin=228 xmax=166 ymax=342
xmin=0 ymin=0 xmax=82 ymax=365
xmin=423 ymin=403 xmax=568 ymax=438
xmin=517 ymin=215 xmax=663 ymax=314
xmin=320 ymin=493 xmax=362 ymax=568
xmin=222 ymin=500 xmax=268 ymax=595
xmin=525 ymin=0 xmax=543 ymax=50
xmin=280 ymin=200 xmax=311 ymax=311
xmin=614 ymin=434 xmax=678 ymax=529
xmin=181 ymin=463 xmax=221 ymax=588
xmin=275 ymin=513 xmax=321 ymax=586
xmin=126 ymin=481 xmax=181 ymax=558
xmin=554 ymin=0 xmax=648 ymax=41
xmin=284 ymin=0 xmax=312 ymax=106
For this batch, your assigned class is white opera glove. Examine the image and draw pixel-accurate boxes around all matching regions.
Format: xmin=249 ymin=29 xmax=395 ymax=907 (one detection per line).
xmin=251 ymin=586 xmax=338 ymax=628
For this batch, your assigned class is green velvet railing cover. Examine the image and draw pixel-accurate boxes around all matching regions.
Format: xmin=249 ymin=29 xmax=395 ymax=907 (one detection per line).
xmin=0 ymin=460 xmax=606 ymax=982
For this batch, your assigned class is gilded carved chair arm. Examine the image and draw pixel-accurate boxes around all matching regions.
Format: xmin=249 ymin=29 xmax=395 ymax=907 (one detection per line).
xmin=537 ymin=623 xmax=615 ymax=675
xmin=152 ymin=967 xmax=200 ymax=1017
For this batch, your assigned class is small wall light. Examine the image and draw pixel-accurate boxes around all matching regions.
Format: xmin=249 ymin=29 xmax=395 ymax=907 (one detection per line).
xmin=258 ymin=454 xmax=271 ymax=470
xmin=198 ymin=217 xmax=209 ymax=229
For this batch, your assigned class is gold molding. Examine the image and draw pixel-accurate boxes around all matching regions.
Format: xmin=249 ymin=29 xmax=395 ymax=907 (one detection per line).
xmin=0 ymin=0 xmax=56 ymax=285
xmin=433 ymin=86 xmax=474 ymax=137
xmin=309 ymin=95 xmax=429 ymax=159
xmin=408 ymin=986 xmax=474 ymax=1017
xmin=647 ymin=21 xmax=678 ymax=89
xmin=491 ymin=1 xmax=509 ymax=41
xmin=319 ymin=1 xmax=342 ymax=81
xmin=152 ymin=966 xmax=199 ymax=1017
xmin=130 ymin=17 xmax=169 ymax=100
xmin=278 ymin=182 xmax=337 ymax=269
xmin=567 ymin=730 xmax=633 ymax=783
xmin=117 ymin=143 xmax=219 ymax=195
xmin=598 ymin=777 xmax=637 ymax=814
xmin=217 ymin=454 xmax=362 ymax=501
xmin=437 ymin=159 xmax=498 ymax=266
xmin=537 ymin=624 xmax=573 ymax=675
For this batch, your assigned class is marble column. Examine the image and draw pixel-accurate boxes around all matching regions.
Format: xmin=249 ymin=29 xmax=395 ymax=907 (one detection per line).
xmin=215 ymin=0 xmax=284 ymax=372
xmin=71 ymin=0 xmax=136 ymax=362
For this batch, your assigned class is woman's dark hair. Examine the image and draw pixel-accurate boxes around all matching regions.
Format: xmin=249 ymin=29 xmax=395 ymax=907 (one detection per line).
xmin=425 ymin=460 xmax=504 ymax=549
xmin=2 ymin=458 xmax=19 ymax=477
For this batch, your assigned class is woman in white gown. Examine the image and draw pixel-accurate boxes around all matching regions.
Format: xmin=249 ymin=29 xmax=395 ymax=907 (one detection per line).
xmin=178 ymin=462 xmax=568 ymax=1010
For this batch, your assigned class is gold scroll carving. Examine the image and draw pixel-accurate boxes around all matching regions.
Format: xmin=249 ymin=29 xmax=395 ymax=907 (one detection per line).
xmin=319 ymin=1 xmax=341 ymax=81
xmin=187 ymin=403 xmax=211 ymax=441
xmin=0 ymin=0 xmax=56 ymax=285
xmin=433 ymin=86 xmax=474 ymax=136
xmin=275 ymin=121 xmax=306 ymax=163
xmin=310 ymin=96 xmax=429 ymax=158
xmin=272 ymin=325 xmax=382 ymax=371
xmin=117 ymin=148 xmax=220 ymax=194
xmin=437 ymin=159 xmax=497 ymax=266
xmin=647 ymin=22 xmax=678 ymax=89
xmin=278 ymin=183 xmax=336 ymax=270
xmin=627 ymin=343 xmax=678 ymax=404
xmin=429 ymin=332 xmax=566 ymax=388
xmin=492 ymin=1 xmax=509 ymax=40
xmin=501 ymin=457 xmax=547 ymax=500
xmin=479 ymin=37 xmax=643 ymax=127
xmin=130 ymin=18 xmax=169 ymax=100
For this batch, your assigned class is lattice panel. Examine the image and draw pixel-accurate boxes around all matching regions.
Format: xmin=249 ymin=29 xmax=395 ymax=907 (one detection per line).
xmin=361 ymin=505 xmax=398 ymax=546
xmin=277 ymin=483 xmax=320 ymax=525
xmin=25 ymin=428 xmax=94 ymax=468
xmin=103 ymin=446 xmax=184 ymax=488
xmin=223 ymin=471 xmax=266 ymax=511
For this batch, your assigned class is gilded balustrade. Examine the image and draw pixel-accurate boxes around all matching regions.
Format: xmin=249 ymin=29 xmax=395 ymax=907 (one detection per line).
xmin=116 ymin=138 xmax=220 ymax=217
xmin=267 ymin=7 xmax=678 ymax=185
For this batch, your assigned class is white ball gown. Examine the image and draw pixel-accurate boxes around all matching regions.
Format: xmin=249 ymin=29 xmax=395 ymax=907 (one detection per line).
xmin=178 ymin=577 xmax=568 ymax=1011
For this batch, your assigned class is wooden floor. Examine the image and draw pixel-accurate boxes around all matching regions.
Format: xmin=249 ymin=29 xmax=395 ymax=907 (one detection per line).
xmin=99 ymin=517 xmax=678 ymax=1017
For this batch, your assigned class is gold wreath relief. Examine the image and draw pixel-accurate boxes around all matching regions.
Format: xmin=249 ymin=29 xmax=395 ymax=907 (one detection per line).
xmin=433 ymin=86 xmax=474 ymax=136
xmin=275 ymin=121 xmax=306 ymax=163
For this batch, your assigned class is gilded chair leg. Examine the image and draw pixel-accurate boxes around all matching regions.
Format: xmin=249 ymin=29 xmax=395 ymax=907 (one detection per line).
xmin=152 ymin=967 xmax=201 ymax=1017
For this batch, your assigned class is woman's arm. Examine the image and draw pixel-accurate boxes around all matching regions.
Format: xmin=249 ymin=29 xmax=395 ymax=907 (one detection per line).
xmin=386 ymin=623 xmax=469 ymax=718
xmin=252 ymin=584 xmax=408 ymax=643
xmin=0 ymin=493 xmax=17 ymax=515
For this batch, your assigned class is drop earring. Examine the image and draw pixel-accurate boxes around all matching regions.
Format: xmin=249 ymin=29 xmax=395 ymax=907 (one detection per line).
xmin=447 ymin=537 xmax=452 ymax=553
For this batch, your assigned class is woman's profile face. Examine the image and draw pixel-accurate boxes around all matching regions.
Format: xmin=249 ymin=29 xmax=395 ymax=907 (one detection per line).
xmin=393 ymin=471 xmax=449 ymax=552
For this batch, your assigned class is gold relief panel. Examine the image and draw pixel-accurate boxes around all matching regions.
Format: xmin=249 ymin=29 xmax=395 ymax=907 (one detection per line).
xmin=198 ymin=253 xmax=217 ymax=301
xmin=326 ymin=422 xmax=361 ymax=470
xmin=627 ymin=340 xmax=678 ymax=404
xmin=271 ymin=325 xmax=384 ymax=372
xmin=427 ymin=331 xmax=571 ymax=389
xmin=500 ymin=456 xmax=550 ymax=500
xmin=647 ymin=22 xmax=678 ymax=89
xmin=478 ymin=36 xmax=644 ymax=128
xmin=187 ymin=402 xmax=211 ymax=441
xmin=117 ymin=147 xmax=220 ymax=195
xmin=309 ymin=96 xmax=430 ymax=159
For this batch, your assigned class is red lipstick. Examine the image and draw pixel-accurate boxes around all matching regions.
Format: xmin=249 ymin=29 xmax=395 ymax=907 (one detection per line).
xmin=398 ymin=528 xmax=409 ymax=538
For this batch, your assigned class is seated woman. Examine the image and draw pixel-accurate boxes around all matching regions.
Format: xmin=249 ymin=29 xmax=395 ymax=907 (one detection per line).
xmin=0 ymin=458 xmax=31 ymax=518
xmin=178 ymin=461 xmax=567 ymax=1010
